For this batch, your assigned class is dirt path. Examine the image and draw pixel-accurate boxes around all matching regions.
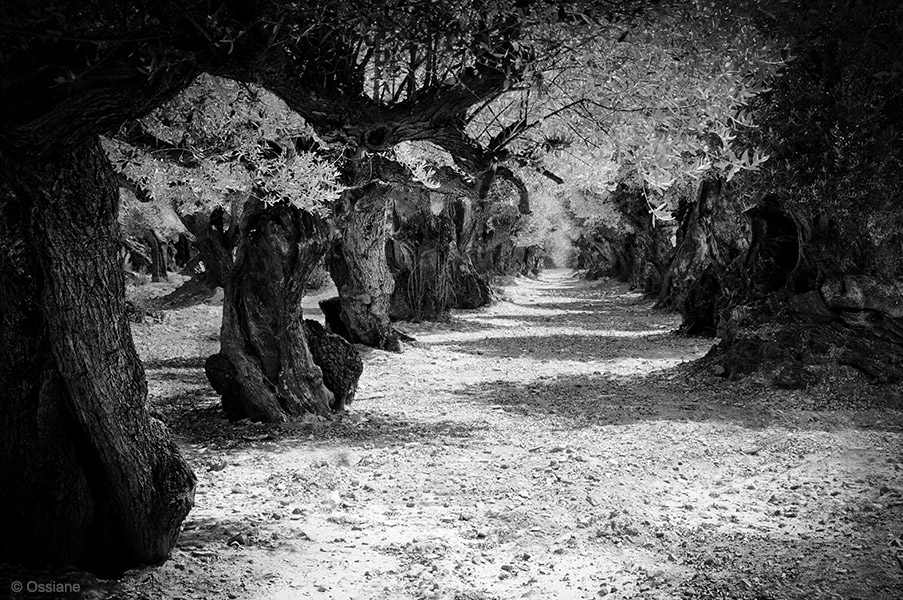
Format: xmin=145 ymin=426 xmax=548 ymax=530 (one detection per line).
xmin=116 ymin=269 xmax=903 ymax=600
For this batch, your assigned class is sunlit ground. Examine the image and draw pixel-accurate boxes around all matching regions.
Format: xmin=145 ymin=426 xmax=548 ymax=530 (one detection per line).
xmin=119 ymin=269 xmax=903 ymax=600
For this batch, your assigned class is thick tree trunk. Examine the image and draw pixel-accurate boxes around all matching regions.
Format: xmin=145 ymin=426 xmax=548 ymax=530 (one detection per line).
xmin=327 ymin=170 xmax=399 ymax=351
xmin=448 ymin=250 xmax=494 ymax=308
xmin=696 ymin=204 xmax=903 ymax=384
xmin=206 ymin=199 xmax=335 ymax=421
xmin=176 ymin=196 xmax=243 ymax=290
xmin=442 ymin=191 xmax=493 ymax=308
xmin=122 ymin=236 xmax=153 ymax=273
xmin=517 ymin=244 xmax=546 ymax=278
xmin=388 ymin=207 xmax=456 ymax=321
xmin=174 ymin=232 xmax=192 ymax=269
xmin=608 ymin=182 xmax=679 ymax=296
xmin=657 ymin=178 xmax=749 ymax=333
xmin=468 ymin=211 xmax=518 ymax=276
xmin=0 ymin=140 xmax=195 ymax=574
xmin=386 ymin=175 xmax=493 ymax=320
xmin=460 ymin=167 xmax=535 ymax=279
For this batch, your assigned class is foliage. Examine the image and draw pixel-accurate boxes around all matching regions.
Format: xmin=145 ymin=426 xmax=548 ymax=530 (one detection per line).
xmin=391 ymin=142 xmax=446 ymax=190
xmin=118 ymin=186 xmax=187 ymax=241
xmin=516 ymin=169 xmax=585 ymax=266
xmin=465 ymin=1 xmax=784 ymax=231
xmin=318 ymin=0 xmax=660 ymax=104
xmin=106 ymin=75 xmax=341 ymax=215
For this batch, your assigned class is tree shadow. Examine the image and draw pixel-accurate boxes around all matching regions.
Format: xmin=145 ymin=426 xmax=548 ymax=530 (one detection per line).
xmin=520 ymin=294 xmax=661 ymax=313
xmin=441 ymin=331 xmax=694 ymax=363
xmin=149 ymin=369 xmax=209 ymax=385
xmin=650 ymin=507 xmax=901 ymax=600
xmin=399 ymin=314 xmax=516 ymax=335
xmin=143 ymin=356 xmax=208 ymax=370
xmin=451 ymin=370 xmax=903 ymax=433
xmin=472 ymin=309 xmax=682 ymax=329
xmin=155 ymin=387 xmax=487 ymax=456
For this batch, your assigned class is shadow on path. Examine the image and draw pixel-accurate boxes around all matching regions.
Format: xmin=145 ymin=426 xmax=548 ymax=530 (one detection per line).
xmin=452 ymin=370 xmax=903 ymax=433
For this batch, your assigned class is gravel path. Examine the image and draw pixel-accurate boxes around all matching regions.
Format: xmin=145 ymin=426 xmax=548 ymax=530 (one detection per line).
xmin=115 ymin=269 xmax=903 ymax=600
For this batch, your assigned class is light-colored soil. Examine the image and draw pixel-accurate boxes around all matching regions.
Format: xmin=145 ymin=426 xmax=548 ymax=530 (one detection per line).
xmin=106 ymin=270 xmax=903 ymax=598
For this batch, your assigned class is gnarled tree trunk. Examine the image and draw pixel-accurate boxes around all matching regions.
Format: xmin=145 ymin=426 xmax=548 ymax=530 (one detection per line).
xmin=206 ymin=198 xmax=335 ymax=421
xmin=448 ymin=250 xmax=494 ymax=308
xmin=386 ymin=169 xmax=493 ymax=320
xmin=387 ymin=185 xmax=457 ymax=321
xmin=176 ymin=190 xmax=245 ymax=289
xmin=657 ymin=177 xmax=749 ymax=334
xmin=608 ymin=181 xmax=679 ymax=296
xmin=0 ymin=139 xmax=195 ymax=574
xmin=327 ymin=157 xmax=399 ymax=351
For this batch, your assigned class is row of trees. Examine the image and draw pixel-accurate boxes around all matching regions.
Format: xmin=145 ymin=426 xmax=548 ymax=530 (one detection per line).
xmin=569 ymin=1 xmax=903 ymax=386
xmin=4 ymin=0 xmax=896 ymax=578
xmin=113 ymin=0 xmax=783 ymax=426
xmin=0 ymin=0 xmax=674 ymax=573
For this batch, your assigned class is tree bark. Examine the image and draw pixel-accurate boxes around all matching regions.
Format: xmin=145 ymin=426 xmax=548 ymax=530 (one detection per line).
xmin=433 ymin=178 xmax=493 ymax=309
xmin=176 ymin=193 xmax=245 ymax=290
xmin=448 ymin=250 xmax=494 ymax=309
xmin=0 ymin=139 xmax=195 ymax=574
xmin=207 ymin=198 xmax=335 ymax=421
xmin=657 ymin=178 xmax=749 ymax=333
xmin=458 ymin=169 xmax=535 ymax=281
xmin=607 ymin=182 xmax=678 ymax=296
xmin=327 ymin=158 xmax=399 ymax=351
xmin=384 ymin=167 xmax=493 ymax=321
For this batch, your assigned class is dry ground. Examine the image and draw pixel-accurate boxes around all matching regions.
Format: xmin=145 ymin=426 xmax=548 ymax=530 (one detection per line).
xmin=11 ymin=270 xmax=903 ymax=600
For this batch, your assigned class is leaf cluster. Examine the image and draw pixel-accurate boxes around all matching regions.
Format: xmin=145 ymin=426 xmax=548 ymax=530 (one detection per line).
xmin=107 ymin=75 xmax=341 ymax=215
xmin=468 ymin=1 xmax=784 ymax=213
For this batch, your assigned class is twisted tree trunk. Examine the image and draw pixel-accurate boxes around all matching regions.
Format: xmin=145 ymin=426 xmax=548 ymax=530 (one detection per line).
xmin=0 ymin=140 xmax=195 ymax=574
xmin=657 ymin=178 xmax=749 ymax=334
xmin=388 ymin=210 xmax=457 ymax=321
xmin=327 ymin=157 xmax=399 ymax=351
xmin=206 ymin=198 xmax=335 ymax=421
xmin=386 ymin=169 xmax=493 ymax=320
xmin=175 ymin=191 xmax=245 ymax=289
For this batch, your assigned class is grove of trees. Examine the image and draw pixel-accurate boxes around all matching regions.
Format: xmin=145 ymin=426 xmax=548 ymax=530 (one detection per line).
xmin=1 ymin=0 xmax=900 ymax=578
